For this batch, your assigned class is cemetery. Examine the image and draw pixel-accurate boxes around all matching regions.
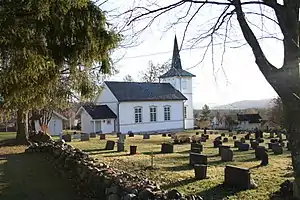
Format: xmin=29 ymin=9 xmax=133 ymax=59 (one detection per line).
xmin=51 ymin=130 xmax=294 ymax=199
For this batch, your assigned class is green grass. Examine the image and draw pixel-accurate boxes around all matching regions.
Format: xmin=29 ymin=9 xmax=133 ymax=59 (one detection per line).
xmin=69 ymin=132 xmax=293 ymax=200
xmin=0 ymin=132 xmax=15 ymax=141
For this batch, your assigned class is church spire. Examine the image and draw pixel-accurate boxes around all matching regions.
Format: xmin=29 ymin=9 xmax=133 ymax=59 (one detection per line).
xmin=171 ymin=35 xmax=182 ymax=69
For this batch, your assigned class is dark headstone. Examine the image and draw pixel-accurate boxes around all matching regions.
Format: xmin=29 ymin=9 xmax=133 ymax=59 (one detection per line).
xmin=130 ymin=145 xmax=137 ymax=155
xmin=268 ymin=143 xmax=275 ymax=150
xmin=221 ymin=133 xmax=226 ymax=137
xmin=250 ymin=141 xmax=259 ymax=150
xmin=257 ymin=138 xmax=264 ymax=143
xmin=213 ymin=140 xmax=222 ymax=148
xmin=224 ymin=165 xmax=251 ymax=189
xmin=105 ymin=140 xmax=115 ymax=150
xmin=234 ymin=141 xmax=241 ymax=148
xmin=255 ymin=146 xmax=266 ymax=160
xmin=191 ymin=143 xmax=203 ymax=153
xmin=196 ymin=132 xmax=200 ymax=135
xmin=245 ymin=134 xmax=250 ymax=140
xmin=238 ymin=143 xmax=250 ymax=151
xmin=62 ymin=134 xmax=71 ymax=142
xmin=229 ymin=132 xmax=233 ymax=137
xmin=221 ymin=148 xmax=233 ymax=162
xmin=219 ymin=145 xmax=231 ymax=156
xmin=128 ymin=131 xmax=134 ymax=137
xmin=273 ymin=146 xmax=283 ymax=155
xmin=240 ymin=137 xmax=246 ymax=143
xmin=90 ymin=132 xmax=96 ymax=138
xmin=260 ymin=151 xmax=269 ymax=166
xmin=194 ymin=164 xmax=207 ymax=180
xmin=287 ymin=142 xmax=290 ymax=151
xmin=162 ymin=134 xmax=167 ymax=137
xmin=189 ymin=153 xmax=208 ymax=165
xmin=205 ymin=134 xmax=209 ymax=139
xmin=161 ymin=143 xmax=174 ymax=153
xmin=223 ymin=137 xmax=229 ymax=143
xmin=80 ymin=133 xmax=90 ymax=141
xmin=233 ymin=136 xmax=237 ymax=140
xmin=143 ymin=134 xmax=150 ymax=139
xmin=100 ymin=134 xmax=106 ymax=140
xmin=168 ymin=133 xmax=172 ymax=137
xmin=200 ymin=137 xmax=207 ymax=142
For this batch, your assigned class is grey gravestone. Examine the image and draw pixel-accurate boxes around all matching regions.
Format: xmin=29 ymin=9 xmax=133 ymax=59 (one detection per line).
xmin=117 ymin=142 xmax=125 ymax=152
xmin=213 ymin=140 xmax=222 ymax=148
xmin=73 ymin=134 xmax=81 ymax=139
xmin=238 ymin=143 xmax=250 ymax=151
xmin=143 ymin=134 xmax=150 ymax=139
xmin=200 ymin=137 xmax=207 ymax=142
xmin=105 ymin=140 xmax=115 ymax=150
xmin=81 ymin=133 xmax=90 ymax=141
xmin=234 ymin=141 xmax=241 ymax=148
xmin=62 ymin=134 xmax=72 ymax=142
xmin=219 ymin=145 xmax=231 ymax=156
xmin=221 ymin=148 xmax=233 ymax=162
xmin=161 ymin=143 xmax=174 ymax=153
xmin=99 ymin=134 xmax=106 ymax=140
xmin=273 ymin=146 xmax=283 ymax=155
xmin=189 ymin=153 xmax=207 ymax=165
xmin=223 ymin=137 xmax=229 ymax=143
xmin=255 ymin=146 xmax=266 ymax=160
xmin=224 ymin=165 xmax=251 ymax=189
xmin=191 ymin=143 xmax=203 ymax=153
xmin=90 ymin=132 xmax=96 ymax=138
xmin=194 ymin=164 xmax=207 ymax=180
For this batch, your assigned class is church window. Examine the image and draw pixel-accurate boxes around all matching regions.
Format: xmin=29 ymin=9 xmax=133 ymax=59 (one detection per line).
xmin=150 ymin=106 xmax=157 ymax=122
xmin=184 ymin=106 xmax=187 ymax=118
xmin=164 ymin=106 xmax=171 ymax=121
xmin=134 ymin=107 xmax=142 ymax=123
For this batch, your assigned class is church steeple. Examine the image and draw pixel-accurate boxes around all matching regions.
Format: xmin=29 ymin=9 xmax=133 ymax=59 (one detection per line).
xmin=171 ymin=35 xmax=182 ymax=70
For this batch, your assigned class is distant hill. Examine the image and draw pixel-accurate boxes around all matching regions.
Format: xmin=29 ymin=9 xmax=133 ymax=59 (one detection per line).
xmin=212 ymin=99 xmax=273 ymax=110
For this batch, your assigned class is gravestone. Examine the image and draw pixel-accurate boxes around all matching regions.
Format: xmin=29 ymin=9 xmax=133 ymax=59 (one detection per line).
xmin=260 ymin=151 xmax=269 ymax=166
xmin=189 ymin=153 xmax=208 ymax=165
xmin=128 ymin=131 xmax=134 ymax=137
xmin=257 ymin=138 xmax=264 ymax=143
xmin=270 ymin=138 xmax=278 ymax=143
xmin=81 ymin=133 xmax=90 ymax=141
xmin=196 ymin=132 xmax=200 ymax=135
xmin=224 ymin=165 xmax=251 ymax=189
xmin=205 ymin=134 xmax=209 ymax=139
xmin=245 ymin=133 xmax=250 ymax=140
xmin=229 ymin=132 xmax=234 ymax=137
xmin=191 ymin=143 xmax=203 ymax=153
xmin=287 ymin=142 xmax=290 ymax=151
xmin=223 ymin=137 xmax=229 ymax=143
xmin=200 ymin=137 xmax=207 ymax=143
xmin=233 ymin=136 xmax=237 ymax=140
xmin=240 ymin=137 xmax=246 ymax=143
xmin=90 ymin=132 xmax=96 ymax=138
xmin=117 ymin=142 xmax=125 ymax=152
xmin=234 ymin=141 xmax=241 ymax=148
xmin=215 ymin=136 xmax=222 ymax=141
xmin=194 ymin=164 xmax=207 ymax=180
xmin=105 ymin=140 xmax=115 ymax=150
xmin=213 ymin=140 xmax=222 ymax=148
xmin=221 ymin=133 xmax=226 ymax=137
xmin=250 ymin=141 xmax=259 ymax=150
xmin=143 ymin=134 xmax=150 ymax=139
xmin=130 ymin=145 xmax=137 ymax=155
xmin=119 ymin=134 xmax=126 ymax=143
xmin=221 ymin=148 xmax=233 ymax=162
xmin=168 ymin=133 xmax=172 ymax=137
xmin=268 ymin=142 xmax=275 ymax=149
xmin=255 ymin=146 xmax=266 ymax=160
xmin=161 ymin=143 xmax=174 ymax=153
xmin=73 ymin=133 xmax=81 ymax=139
xmin=270 ymin=132 xmax=275 ymax=138
xmin=238 ymin=143 xmax=250 ymax=151
xmin=99 ymin=134 xmax=106 ymax=140
xmin=62 ymin=134 xmax=72 ymax=142
xmin=219 ymin=145 xmax=231 ymax=156
xmin=273 ymin=146 xmax=283 ymax=155
xmin=162 ymin=134 xmax=167 ymax=137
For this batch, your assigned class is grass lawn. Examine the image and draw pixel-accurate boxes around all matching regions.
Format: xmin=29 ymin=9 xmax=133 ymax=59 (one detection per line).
xmin=0 ymin=132 xmax=15 ymax=142
xmin=69 ymin=131 xmax=293 ymax=200
xmin=0 ymin=132 xmax=77 ymax=200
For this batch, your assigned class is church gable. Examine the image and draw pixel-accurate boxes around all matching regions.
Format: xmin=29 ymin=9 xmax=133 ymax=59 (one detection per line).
xmin=94 ymin=83 xmax=118 ymax=104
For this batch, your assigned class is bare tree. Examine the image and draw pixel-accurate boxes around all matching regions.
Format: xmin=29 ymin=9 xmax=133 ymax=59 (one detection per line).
xmin=268 ymin=97 xmax=284 ymax=128
xmin=123 ymin=74 xmax=135 ymax=82
xmin=123 ymin=0 xmax=300 ymax=197
xmin=140 ymin=61 xmax=170 ymax=82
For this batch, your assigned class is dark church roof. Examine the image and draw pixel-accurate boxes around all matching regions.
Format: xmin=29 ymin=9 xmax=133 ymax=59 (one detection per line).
xmin=159 ymin=36 xmax=196 ymax=78
xmin=105 ymin=81 xmax=187 ymax=102
xmin=237 ymin=114 xmax=262 ymax=123
xmin=82 ymin=105 xmax=117 ymax=119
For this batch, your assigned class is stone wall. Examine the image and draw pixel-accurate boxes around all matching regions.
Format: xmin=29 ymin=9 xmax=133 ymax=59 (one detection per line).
xmin=25 ymin=141 xmax=203 ymax=200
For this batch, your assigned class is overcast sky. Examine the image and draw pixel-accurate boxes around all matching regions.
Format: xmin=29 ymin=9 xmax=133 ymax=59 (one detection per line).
xmin=100 ymin=0 xmax=281 ymax=109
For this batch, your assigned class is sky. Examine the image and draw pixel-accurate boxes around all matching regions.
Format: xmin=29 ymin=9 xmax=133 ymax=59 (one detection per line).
xmin=100 ymin=1 xmax=281 ymax=109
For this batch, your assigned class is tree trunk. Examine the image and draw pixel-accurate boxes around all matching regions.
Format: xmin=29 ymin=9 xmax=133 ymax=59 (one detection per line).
xmin=16 ymin=109 xmax=29 ymax=145
xmin=282 ymin=98 xmax=300 ymax=198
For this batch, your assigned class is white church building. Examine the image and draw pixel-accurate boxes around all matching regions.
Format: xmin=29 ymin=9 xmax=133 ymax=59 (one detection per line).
xmin=77 ymin=36 xmax=196 ymax=134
